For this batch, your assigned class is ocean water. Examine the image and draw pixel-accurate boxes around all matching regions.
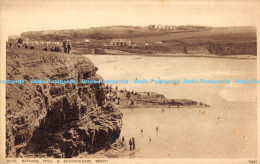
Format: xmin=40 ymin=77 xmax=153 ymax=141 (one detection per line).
xmin=85 ymin=54 xmax=257 ymax=158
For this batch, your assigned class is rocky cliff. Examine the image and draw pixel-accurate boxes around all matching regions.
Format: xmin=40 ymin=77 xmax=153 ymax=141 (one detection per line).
xmin=185 ymin=42 xmax=257 ymax=55
xmin=6 ymin=49 xmax=122 ymax=158
xmin=109 ymin=41 xmax=257 ymax=56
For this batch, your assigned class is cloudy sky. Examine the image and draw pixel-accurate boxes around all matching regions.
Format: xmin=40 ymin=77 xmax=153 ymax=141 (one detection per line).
xmin=0 ymin=0 xmax=258 ymax=37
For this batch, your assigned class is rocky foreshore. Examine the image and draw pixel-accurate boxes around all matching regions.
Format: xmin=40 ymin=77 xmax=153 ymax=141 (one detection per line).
xmin=103 ymin=87 xmax=210 ymax=109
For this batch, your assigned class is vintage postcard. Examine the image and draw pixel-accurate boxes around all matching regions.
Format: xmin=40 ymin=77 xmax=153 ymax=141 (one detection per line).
xmin=0 ymin=0 xmax=259 ymax=164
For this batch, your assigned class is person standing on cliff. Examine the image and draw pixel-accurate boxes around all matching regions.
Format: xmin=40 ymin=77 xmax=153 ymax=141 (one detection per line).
xmin=67 ymin=41 xmax=72 ymax=53
xmin=63 ymin=41 xmax=67 ymax=53
xmin=129 ymin=138 xmax=132 ymax=151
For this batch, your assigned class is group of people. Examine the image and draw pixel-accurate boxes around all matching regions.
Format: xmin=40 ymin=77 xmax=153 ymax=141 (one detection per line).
xmin=7 ymin=42 xmax=34 ymax=49
xmin=42 ymin=46 xmax=62 ymax=52
xmin=122 ymin=137 xmax=135 ymax=151
xmin=120 ymin=126 xmax=159 ymax=153
xmin=121 ymin=136 xmax=136 ymax=151
xmin=141 ymin=126 xmax=158 ymax=134
xmin=128 ymin=137 xmax=135 ymax=151
xmin=63 ymin=40 xmax=72 ymax=53
xmin=7 ymin=39 xmax=73 ymax=54
xmin=140 ymin=126 xmax=159 ymax=142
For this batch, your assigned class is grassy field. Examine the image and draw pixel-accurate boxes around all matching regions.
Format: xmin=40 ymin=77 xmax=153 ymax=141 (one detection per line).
xmin=130 ymin=26 xmax=256 ymax=44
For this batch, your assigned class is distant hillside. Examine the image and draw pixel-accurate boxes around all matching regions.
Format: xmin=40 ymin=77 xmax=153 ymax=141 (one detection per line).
xmin=126 ymin=26 xmax=256 ymax=55
xmin=20 ymin=25 xmax=212 ymax=41
xmin=130 ymin=26 xmax=256 ymax=44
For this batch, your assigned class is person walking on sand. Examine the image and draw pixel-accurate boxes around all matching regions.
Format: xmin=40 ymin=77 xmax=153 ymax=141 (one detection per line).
xmin=141 ymin=128 xmax=143 ymax=135
xmin=122 ymin=136 xmax=125 ymax=146
xmin=129 ymin=138 xmax=132 ymax=151
xmin=149 ymin=136 xmax=151 ymax=143
xmin=156 ymin=126 xmax=159 ymax=132
xmin=132 ymin=137 xmax=135 ymax=150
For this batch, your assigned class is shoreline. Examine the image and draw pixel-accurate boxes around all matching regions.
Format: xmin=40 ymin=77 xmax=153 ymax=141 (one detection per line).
xmin=81 ymin=52 xmax=256 ymax=60
xmin=77 ymin=139 xmax=139 ymax=158
xmin=117 ymin=104 xmax=210 ymax=109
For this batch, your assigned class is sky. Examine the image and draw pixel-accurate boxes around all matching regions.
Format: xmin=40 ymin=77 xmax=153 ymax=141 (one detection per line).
xmin=0 ymin=0 xmax=258 ymax=38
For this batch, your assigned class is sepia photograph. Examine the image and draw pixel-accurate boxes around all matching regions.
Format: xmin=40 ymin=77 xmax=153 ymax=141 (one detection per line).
xmin=0 ymin=0 xmax=259 ymax=163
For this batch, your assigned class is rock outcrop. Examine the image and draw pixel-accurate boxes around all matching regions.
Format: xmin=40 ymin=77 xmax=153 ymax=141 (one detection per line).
xmin=6 ymin=49 xmax=122 ymax=158
xmin=104 ymin=88 xmax=209 ymax=108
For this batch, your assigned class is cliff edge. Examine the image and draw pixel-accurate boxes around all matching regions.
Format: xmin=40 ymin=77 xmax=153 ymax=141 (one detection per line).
xmin=6 ymin=49 xmax=123 ymax=158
